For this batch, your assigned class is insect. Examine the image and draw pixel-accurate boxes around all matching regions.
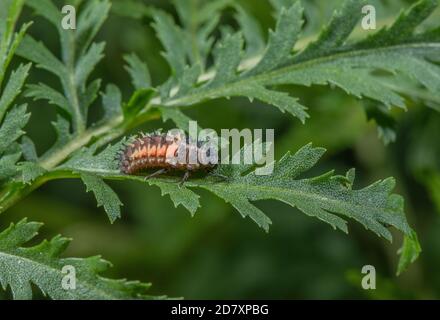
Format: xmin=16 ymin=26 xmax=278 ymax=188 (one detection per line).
xmin=118 ymin=131 xmax=219 ymax=185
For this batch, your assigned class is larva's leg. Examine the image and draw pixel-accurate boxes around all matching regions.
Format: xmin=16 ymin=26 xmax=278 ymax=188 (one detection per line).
xmin=179 ymin=171 xmax=191 ymax=187
xmin=144 ymin=169 xmax=168 ymax=181
xmin=210 ymin=172 xmax=229 ymax=181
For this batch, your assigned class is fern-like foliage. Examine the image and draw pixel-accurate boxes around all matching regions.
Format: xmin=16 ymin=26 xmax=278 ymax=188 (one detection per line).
xmin=58 ymin=140 xmax=411 ymax=243
xmin=18 ymin=0 xmax=110 ymax=134
xmin=11 ymin=0 xmax=131 ymax=212
xmin=0 ymin=0 xmax=31 ymax=183
xmin=1 ymin=0 xmax=436 ymax=284
xmin=0 ymin=219 xmax=162 ymax=299
xmin=141 ymin=0 xmax=440 ymax=126
xmin=0 ymin=0 xmax=165 ymax=300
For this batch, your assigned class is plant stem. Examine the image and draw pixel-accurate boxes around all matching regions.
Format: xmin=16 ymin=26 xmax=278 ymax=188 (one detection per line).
xmin=0 ymin=109 xmax=161 ymax=215
xmin=0 ymin=11 xmax=430 ymax=215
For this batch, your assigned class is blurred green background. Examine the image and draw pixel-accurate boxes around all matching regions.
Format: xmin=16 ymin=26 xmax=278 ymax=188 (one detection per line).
xmin=1 ymin=0 xmax=440 ymax=299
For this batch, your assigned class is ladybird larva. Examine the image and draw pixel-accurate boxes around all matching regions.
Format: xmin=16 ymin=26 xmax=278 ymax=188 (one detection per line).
xmin=118 ymin=131 xmax=217 ymax=183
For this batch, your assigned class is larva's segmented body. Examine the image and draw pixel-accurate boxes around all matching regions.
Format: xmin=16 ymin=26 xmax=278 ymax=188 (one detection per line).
xmin=118 ymin=132 xmax=217 ymax=182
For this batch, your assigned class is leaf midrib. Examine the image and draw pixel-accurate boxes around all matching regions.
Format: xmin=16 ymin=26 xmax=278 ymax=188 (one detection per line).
xmin=191 ymin=178 xmax=392 ymax=218
xmin=159 ymin=42 xmax=440 ymax=108
xmin=48 ymin=168 xmax=390 ymax=216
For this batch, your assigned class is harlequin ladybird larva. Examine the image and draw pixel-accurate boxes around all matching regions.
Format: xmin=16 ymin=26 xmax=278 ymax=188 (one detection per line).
xmin=118 ymin=130 xmax=219 ymax=184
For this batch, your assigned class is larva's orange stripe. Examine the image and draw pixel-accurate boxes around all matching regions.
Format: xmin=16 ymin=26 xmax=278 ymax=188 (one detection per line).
xmin=156 ymin=144 xmax=168 ymax=158
xmin=139 ymin=147 xmax=148 ymax=158
xmin=131 ymin=147 xmax=147 ymax=159
xmin=119 ymin=133 xmax=215 ymax=175
xmin=147 ymin=145 xmax=157 ymax=157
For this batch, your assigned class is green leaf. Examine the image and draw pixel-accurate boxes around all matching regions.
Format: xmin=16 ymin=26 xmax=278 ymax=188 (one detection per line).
xmin=0 ymin=105 xmax=30 ymax=155
xmin=159 ymin=107 xmax=194 ymax=132
xmin=234 ymin=5 xmax=265 ymax=58
xmin=208 ymin=33 xmax=243 ymax=87
xmin=297 ymin=0 xmax=365 ymax=60
xmin=58 ymin=138 xmax=200 ymax=216
xmin=0 ymin=0 xmax=26 ymax=86
xmin=123 ymin=88 xmax=156 ymax=119
xmin=269 ymin=0 xmax=297 ymax=12
xmin=249 ymin=2 xmax=304 ymax=75
xmin=0 ymin=151 xmax=21 ymax=180
xmin=75 ymin=0 xmax=111 ymax=58
xmin=80 ymin=78 xmax=101 ymax=111
xmin=21 ymin=136 xmax=38 ymax=162
xmin=150 ymin=2 xmax=308 ymax=120
xmin=25 ymin=83 xmax=71 ymax=116
xmin=112 ymin=0 xmax=150 ymax=19
xmin=81 ymin=173 xmax=122 ymax=223
xmin=0 ymin=219 xmax=163 ymax=299
xmin=40 ymin=116 xmax=72 ymax=161
xmin=0 ymin=63 xmax=30 ymax=123
xmin=172 ymin=0 xmax=230 ymax=68
xmin=154 ymin=0 xmax=440 ymax=123
xmin=75 ymin=42 xmax=105 ymax=89
xmin=357 ymin=0 xmax=438 ymax=47
xmin=0 ymin=2 xmax=29 ymax=183
xmin=175 ymin=64 xmax=202 ymax=97
xmin=0 ymin=0 xmax=429 ymax=280
xmin=147 ymin=180 xmax=200 ymax=216
xmin=24 ymin=0 xmax=61 ymax=31
xmin=236 ymin=84 xmax=308 ymax=123
xmin=17 ymin=162 xmax=46 ymax=184
xmin=17 ymin=35 xmax=67 ymax=78
xmin=60 ymin=140 xmax=412 ymax=241
xmin=154 ymin=2 xmax=310 ymax=121
xmin=364 ymin=100 xmax=398 ymax=145
xmin=397 ymin=229 xmax=422 ymax=276
xmin=152 ymin=9 xmax=188 ymax=78
xmin=195 ymin=144 xmax=411 ymax=237
xmin=20 ymin=0 xmax=111 ymax=133
xmin=124 ymin=53 xmax=151 ymax=90
xmin=60 ymin=140 xmax=122 ymax=175
xmin=101 ymin=84 xmax=123 ymax=121
xmin=173 ymin=0 xmax=232 ymax=28
xmin=0 ymin=0 xmax=24 ymax=48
